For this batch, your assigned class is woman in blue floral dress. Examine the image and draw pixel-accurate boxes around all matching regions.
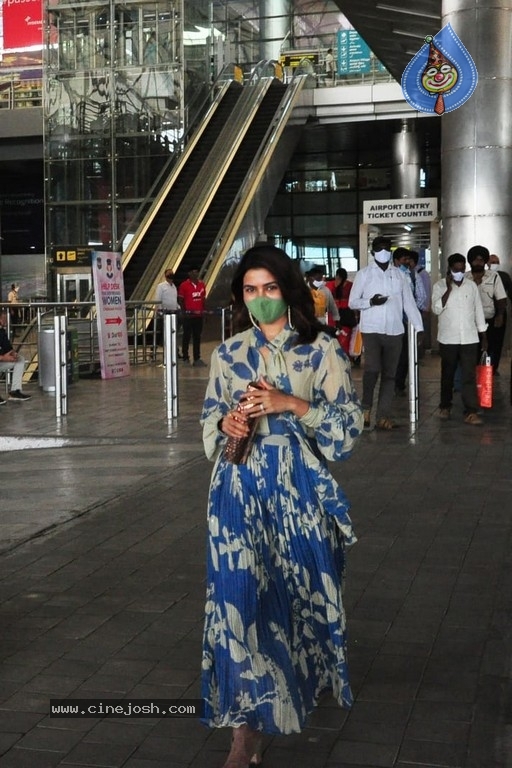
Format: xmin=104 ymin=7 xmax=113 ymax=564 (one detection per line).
xmin=200 ymin=246 xmax=363 ymax=767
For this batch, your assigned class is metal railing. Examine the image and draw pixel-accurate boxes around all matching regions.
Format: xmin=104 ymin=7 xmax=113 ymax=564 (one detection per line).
xmin=2 ymin=301 xmax=161 ymax=374
xmin=1 ymin=299 xmax=232 ymax=369
xmin=2 ymin=301 xmax=232 ymax=421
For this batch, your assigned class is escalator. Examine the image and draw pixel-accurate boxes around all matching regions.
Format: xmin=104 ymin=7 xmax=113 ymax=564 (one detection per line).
xmin=125 ymin=73 xmax=310 ymax=303
xmin=176 ymin=79 xmax=286 ymax=284
xmin=122 ymin=80 xmax=243 ymax=299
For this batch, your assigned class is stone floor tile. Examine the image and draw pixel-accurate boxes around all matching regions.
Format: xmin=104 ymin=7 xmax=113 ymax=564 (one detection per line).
xmin=327 ymin=739 xmax=399 ymax=767
xmin=59 ymin=740 xmax=137 ymax=766
xmin=1 ymin=354 xmax=512 ymax=768
xmin=0 ymin=747 xmax=67 ymax=767
xmin=398 ymin=738 xmax=467 ymax=767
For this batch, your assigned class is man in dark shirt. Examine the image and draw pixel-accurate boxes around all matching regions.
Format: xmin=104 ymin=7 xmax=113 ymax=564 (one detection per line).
xmin=0 ymin=311 xmax=31 ymax=403
xmin=488 ymin=254 xmax=512 ymax=375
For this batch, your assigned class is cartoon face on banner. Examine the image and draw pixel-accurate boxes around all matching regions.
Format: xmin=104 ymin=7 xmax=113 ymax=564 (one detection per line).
xmin=401 ymin=24 xmax=478 ymax=114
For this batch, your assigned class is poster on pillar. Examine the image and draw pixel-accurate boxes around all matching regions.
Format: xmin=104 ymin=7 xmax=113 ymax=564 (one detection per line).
xmin=401 ymin=24 xmax=478 ymax=115
xmin=91 ymin=252 xmax=130 ymax=380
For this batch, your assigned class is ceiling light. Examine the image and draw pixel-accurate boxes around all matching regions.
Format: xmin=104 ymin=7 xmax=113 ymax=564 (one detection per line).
xmin=376 ymin=4 xmax=441 ymax=20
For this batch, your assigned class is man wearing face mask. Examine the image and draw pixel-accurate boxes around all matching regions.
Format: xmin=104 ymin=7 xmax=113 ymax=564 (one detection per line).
xmin=489 ymin=254 xmax=512 ymax=300
xmin=466 ymin=245 xmax=507 ymax=374
xmin=305 ymin=266 xmax=340 ymax=327
xmin=155 ymin=269 xmax=180 ymax=350
xmin=392 ymin=248 xmax=428 ymax=396
xmin=349 ymin=236 xmax=423 ymax=430
xmin=432 ymin=253 xmax=487 ymax=425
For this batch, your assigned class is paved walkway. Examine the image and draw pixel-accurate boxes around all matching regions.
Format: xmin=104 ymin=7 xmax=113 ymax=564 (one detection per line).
xmin=0 ymin=346 xmax=511 ymax=767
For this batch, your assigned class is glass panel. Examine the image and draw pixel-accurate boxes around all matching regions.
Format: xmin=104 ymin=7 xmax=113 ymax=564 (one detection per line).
xmin=44 ymin=0 xmax=184 ymax=257
xmin=63 ymin=277 xmax=77 ymax=302
xmin=79 ymin=278 xmax=92 ymax=301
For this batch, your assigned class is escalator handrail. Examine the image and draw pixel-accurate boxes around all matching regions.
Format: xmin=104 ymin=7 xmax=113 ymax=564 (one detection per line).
xmin=118 ymin=59 xmax=281 ymax=255
xmin=130 ymin=77 xmax=277 ymax=300
xmin=248 ymin=59 xmax=279 ymax=83
xmin=116 ymin=62 xmax=243 ymax=252
xmin=119 ymin=78 xmax=238 ymax=270
xmin=202 ymin=76 xmax=310 ymax=290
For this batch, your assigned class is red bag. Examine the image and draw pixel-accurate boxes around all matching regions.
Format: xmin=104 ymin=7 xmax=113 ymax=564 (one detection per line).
xmin=476 ymin=354 xmax=493 ymax=408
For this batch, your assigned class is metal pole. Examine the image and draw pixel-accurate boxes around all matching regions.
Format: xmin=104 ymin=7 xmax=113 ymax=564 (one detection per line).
xmin=164 ymin=312 xmax=178 ymax=419
xmin=152 ymin=307 xmax=159 ymax=363
xmin=53 ymin=314 xmax=68 ymax=417
xmin=407 ymin=323 xmax=419 ymax=425
xmin=133 ymin=305 xmax=139 ymax=364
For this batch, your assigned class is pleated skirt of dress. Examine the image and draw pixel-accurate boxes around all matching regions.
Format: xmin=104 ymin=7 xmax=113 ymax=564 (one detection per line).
xmin=201 ymin=432 xmax=355 ymax=735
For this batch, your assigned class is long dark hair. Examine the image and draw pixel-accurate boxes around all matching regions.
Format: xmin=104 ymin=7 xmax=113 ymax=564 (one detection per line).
xmin=231 ymin=245 xmax=326 ymax=344
xmin=333 ymin=267 xmax=348 ymax=301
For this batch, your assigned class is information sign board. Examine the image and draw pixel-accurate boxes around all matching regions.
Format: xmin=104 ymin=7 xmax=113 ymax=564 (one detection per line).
xmin=363 ymin=198 xmax=438 ymax=224
xmin=91 ymin=251 xmax=130 ymax=380
xmin=337 ymin=30 xmax=372 ymax=75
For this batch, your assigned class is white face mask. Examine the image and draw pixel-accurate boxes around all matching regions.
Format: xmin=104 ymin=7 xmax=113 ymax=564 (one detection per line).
xmin=374 ymin=249 xmax=391 ymax=264
xmin=451 ymin=270 xmax=465 ymax=282
xmin=489 ymin=263 xmax=499 ymax=271
xmin=312 ymin=280 xmax=324 ymax=288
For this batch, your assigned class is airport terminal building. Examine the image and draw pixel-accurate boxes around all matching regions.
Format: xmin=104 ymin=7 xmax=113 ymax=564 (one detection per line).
xmin=0 ymin=0 xmax=509 ymax=305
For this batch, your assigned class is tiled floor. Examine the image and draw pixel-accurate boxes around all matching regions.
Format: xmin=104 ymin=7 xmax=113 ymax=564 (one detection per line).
xmin=0 ymin=346 xmax=511 ymax=767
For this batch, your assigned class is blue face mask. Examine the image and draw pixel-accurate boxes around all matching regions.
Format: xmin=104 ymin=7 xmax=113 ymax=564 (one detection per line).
xmin=246 ymin=297 xmax=287 ymax=324
xmin=399 ymin=264 xmax=409 ymax=273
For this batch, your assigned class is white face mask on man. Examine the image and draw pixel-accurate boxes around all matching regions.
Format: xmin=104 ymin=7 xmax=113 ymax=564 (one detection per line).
xmin=451 ymin=270 xmax=465 ymax=282
xmin=489 ymin=263 xmax=499 ymax=271
xmin=312 ymin=280 xmax=324 ymax=288
xmin=374 ymin=249 xmax=391 ymax=264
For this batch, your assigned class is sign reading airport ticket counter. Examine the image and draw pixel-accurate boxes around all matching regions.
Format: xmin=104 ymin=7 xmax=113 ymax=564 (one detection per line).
xmin=91 ymin=251 xmax=130 ymax=380
xmin=363 ymin=198 xmax=438 ymax=224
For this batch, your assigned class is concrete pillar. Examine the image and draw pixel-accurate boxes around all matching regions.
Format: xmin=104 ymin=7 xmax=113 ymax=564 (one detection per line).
xmin=441 ymin=0 xmax=512 ymax=270
xmin=391 ymin=118 xmax=421 ymax=199
xmin=259 ymin=0 xmax=290 ymax=62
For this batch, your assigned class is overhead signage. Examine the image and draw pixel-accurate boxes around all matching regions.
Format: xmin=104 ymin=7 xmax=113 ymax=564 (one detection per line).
xmin=91 ymin=251 xmax=130 ymax=380
xmin=363 ymin=198 xmax=438 ymax=224
xmin=337 ymin=30 xmax=372 ymax=75
xmin=2 ymin=0 xmax=43 ymax=49
xmin=52 ymin=247 xmax=93 ymax=267
xmin=280 ymin=52 xmax=318 ymax=68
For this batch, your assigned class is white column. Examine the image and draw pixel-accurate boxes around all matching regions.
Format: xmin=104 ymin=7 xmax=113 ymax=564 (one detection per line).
xmin=441 ymin=0 xmax=512 ymax=270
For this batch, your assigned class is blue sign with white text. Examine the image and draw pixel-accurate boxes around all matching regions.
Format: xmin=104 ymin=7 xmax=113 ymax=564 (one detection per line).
xmin=337 ymin=30 xmax=372 ymax=75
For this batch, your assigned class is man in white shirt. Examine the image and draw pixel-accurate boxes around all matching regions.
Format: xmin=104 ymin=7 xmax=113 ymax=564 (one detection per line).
xmin=410 ymin=250 xmax=432 ymax=353
xmin=393 ymin=247 xmax=427 ymax=394
xmin=431 ymin=253 xmax=487 ymax=425
xmin=154 ymin=269 xmax=179 ymax=348
xmin=349 ymin=236 xmax=423 ymax=429
xmin=466 ymin=245 xmax=507 ymax=373
xmin=325 ymin=48 xmax=335 ymax=85
xmin=155 ymin=269 xmax=179 ymax=312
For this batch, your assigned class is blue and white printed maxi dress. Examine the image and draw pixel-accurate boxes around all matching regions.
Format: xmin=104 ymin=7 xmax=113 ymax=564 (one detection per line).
xmin=200 ymin=325 xmax=363 ymax=735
